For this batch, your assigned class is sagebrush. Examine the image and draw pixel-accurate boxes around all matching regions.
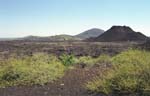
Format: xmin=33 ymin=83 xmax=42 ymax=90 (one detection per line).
xmin=86 ymin=49 xmax=150 ymax=96
xmin=0 ymin=53 xmax=65 ymax=87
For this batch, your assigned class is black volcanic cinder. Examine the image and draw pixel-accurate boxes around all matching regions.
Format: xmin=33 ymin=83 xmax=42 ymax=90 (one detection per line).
xmin=92 ymin=26 xmax=148 ymax=42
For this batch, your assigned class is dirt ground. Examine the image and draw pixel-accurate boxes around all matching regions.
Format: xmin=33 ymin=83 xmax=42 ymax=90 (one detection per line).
xmin=0 ymin=66 xmax=106 ymax=96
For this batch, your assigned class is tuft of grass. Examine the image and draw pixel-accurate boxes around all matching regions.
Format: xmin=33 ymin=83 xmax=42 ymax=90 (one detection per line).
xmin=0 ymin=53 xmax=65 ymax=87
xmin=86 ymin=49 xmax=150 ymax=96
xmin=77 ymin=54 xmax=111 ymax=67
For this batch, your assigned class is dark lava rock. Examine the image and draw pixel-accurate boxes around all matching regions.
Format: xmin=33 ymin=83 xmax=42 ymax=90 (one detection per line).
xmin=90 ymin=26 xmax=148 ymax=42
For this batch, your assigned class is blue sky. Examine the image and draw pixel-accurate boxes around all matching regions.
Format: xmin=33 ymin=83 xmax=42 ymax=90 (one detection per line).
xmin=0 ymin=0 xmax=150 ymax=37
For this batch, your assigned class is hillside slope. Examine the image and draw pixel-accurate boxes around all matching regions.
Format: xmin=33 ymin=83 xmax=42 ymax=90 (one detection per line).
xmin=75 ymin=28 xmax=104 ymax=39
xmin=93 ymin=26 xmax=147 ymax=42
xmin=20 ymin=35 xmax=81 ymax=41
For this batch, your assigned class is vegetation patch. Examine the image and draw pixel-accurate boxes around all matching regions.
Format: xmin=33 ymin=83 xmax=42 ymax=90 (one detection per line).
xmin=0 ymin=53 xmax=65 ymax=87
xmin=60 ymin=54 xmax=77 ymax=67
xmin=77 ymin=54 xmax=111 ymax=67
xmin=0 ymin=53 xmax=111 ymax=88
xmin=86 ymin=49 xmax=150 ymax=96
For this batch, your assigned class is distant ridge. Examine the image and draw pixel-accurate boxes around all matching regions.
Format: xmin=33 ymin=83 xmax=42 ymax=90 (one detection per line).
xmin=21 ymin=34 xmax=81 ymax=41
xmin=75 ymin=28 xmax=104 ymax=39
xmin=0 ymin=26 xmax=148 ymax=42
xmin=90 ymin=26 xmax=148 ymax=42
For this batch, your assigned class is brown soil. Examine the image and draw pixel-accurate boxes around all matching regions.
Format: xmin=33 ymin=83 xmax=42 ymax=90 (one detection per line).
xmin=0 ymin=66 xmax=105 ymax=96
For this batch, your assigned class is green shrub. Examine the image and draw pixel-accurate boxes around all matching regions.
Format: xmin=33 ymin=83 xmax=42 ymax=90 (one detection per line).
xmin=0 ymin=53 xmax=65 ymax=87
xmin=86 ymin=49 xmax=150 ymax=96
xmin=60 ymin=54 xmax=77 ymax=66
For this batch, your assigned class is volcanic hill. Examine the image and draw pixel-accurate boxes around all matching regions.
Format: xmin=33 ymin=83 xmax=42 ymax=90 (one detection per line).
xmin=91 ymin=26 xmax=148 ymax=42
